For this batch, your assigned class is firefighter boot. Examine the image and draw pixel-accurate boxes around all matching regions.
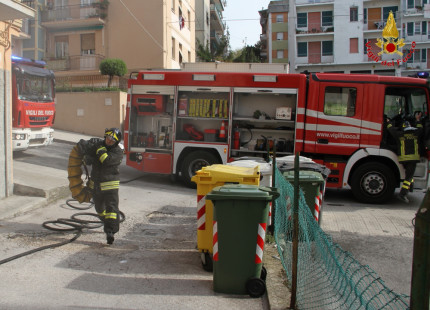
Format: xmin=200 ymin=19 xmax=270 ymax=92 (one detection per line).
xmin=106 ymin=232 xmax=115 ymax=245
xmin=398 ymin=188 xmax=409 ymax=204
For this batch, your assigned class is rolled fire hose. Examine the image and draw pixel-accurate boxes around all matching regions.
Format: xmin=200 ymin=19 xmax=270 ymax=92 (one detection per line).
xmin=67 ymin=145 xmax=92 ymax=203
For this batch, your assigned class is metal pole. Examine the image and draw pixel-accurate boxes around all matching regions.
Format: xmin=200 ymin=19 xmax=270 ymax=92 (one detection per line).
xmin=290 ymin=152 xmax=300 ymax=309
xmin=269 ymin=139 xmax=276 ymax=234
xmin=410 ymin=188 xmax=430 ymax=309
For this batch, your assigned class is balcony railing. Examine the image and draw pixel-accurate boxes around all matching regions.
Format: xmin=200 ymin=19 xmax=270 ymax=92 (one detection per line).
xmin=295 ymin=0 xmax=334 ymax=5
xmin=44 ymin=54 xmax=104 ymax=72
xmin=296 ymin=25 xmax=334 ymax=34
xmin=210 ymin=3 xmax=226 ymax=31
xmin=41 ymin=3 xmax=107 ymax=23
xmin=404 ymin=6 xmax=424 ymax=16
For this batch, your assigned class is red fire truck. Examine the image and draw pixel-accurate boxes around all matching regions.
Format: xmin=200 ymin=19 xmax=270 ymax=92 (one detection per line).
xmin=124 ymin=70 xmax=430 ymax=203
xmin=11 ymin=55 xmax=56 ymax=151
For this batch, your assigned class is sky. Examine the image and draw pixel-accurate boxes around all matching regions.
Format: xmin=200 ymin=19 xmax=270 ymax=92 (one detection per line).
xmin=223 ymin=0 xmax=272 ymax=51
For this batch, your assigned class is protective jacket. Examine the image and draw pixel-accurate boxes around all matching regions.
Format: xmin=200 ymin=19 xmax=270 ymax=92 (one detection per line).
xmin=78 ymin=138 xmax=123 ymax=189
xmin=387 ymin=125 xmax=422 ymax=163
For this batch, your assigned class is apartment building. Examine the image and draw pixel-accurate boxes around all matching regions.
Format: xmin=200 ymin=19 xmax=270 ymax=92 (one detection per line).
xmin=259 ymin=1 xmax=289 ymax=64
xmin=13 ymin=0 xmax=196 ymax=77
xmin=260 ymin=0 xmax=430 ymax=76
xmin=195 ymin=0 xmax=226 ymax=54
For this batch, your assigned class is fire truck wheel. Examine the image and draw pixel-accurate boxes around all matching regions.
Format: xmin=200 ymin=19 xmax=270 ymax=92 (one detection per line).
xmin=181 ymin=150 xmax=219 ymax=188
xmin=351 ymin=162 xmax=396 ymax=204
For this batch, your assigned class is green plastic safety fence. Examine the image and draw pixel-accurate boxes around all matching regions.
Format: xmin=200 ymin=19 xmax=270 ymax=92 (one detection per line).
xmin=273 ymin=167 xmax=410 ymax=310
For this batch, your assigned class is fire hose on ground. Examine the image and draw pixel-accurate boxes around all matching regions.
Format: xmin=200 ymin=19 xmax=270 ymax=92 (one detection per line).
xmin=0 ymin=143 xmax=141 ymax=265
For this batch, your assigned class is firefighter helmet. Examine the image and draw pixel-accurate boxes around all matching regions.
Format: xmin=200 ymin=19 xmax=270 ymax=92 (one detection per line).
xmin=104 ymin=128 xmax=122 ymax=143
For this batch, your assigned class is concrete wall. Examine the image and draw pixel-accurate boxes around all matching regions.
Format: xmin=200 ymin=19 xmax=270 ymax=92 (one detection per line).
xmin=1 ymin=22 xmax=15 ymax=199
xmin=53 ymin=91 xmax=127 ymax=137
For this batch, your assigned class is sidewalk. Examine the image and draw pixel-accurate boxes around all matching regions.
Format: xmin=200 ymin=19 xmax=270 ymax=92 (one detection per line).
xmin=1 ymin=129 xmax=291 ymax=309
xmin=1 ymin=130 xmax=95 ymax=220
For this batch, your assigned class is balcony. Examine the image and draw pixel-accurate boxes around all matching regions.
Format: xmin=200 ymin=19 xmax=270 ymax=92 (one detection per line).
xmin=41 ymin=3 xmax=107 ymax=30
xmin=403 ymin=6 xmax=424 ymax=16
xmin=296 ymin=25 xmax=334 ymax=35
xmin=44 ymin=54 xmax=104 ymax=72
xmin=210 ymin=3 xmax=226 ymax=31
xmin=295 ymin=0 xmax=334 ymax=6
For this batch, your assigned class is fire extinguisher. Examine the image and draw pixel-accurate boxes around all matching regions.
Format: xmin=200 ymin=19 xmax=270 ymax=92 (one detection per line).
xmin=233 ymin=126 xmax=240 ymax=149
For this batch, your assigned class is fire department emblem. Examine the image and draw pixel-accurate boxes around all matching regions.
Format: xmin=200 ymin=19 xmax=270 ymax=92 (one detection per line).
xmin=376 ymin=11 xmax=405 ymax=56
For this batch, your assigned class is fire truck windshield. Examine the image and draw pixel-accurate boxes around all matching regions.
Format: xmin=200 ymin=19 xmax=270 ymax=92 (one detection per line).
xmin=17 ymin=73 xmax=53 ymax=102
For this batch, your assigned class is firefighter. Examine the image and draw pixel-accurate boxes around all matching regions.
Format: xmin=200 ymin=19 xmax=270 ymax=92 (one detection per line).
xmin=387 ymin=121 xmax=423 ymax=203
xmin=412 ymin=110 xmax=424 ymax=128
xmin=78 ymin=128 xmax=124 ymax=244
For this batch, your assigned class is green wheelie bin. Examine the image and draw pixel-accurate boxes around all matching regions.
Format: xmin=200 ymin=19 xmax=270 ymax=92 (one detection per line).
xmin=206 ymin=184 xmax=279 ymax=297
xmin=282 ymin=170 xmax=325 ymax=224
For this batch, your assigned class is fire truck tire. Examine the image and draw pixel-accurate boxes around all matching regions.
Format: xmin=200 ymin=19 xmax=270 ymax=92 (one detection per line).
xmin=351 ymin=162 xmax=396 ymax=204
xmin=67 ymin=145 xmax=92 ymax=204
xmin=181 ymin=150 xmax=219 ymax=188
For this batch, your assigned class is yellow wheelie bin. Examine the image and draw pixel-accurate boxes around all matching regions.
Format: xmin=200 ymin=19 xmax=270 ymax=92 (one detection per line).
xmin=191 ymin=164 xmax=260 ymax=271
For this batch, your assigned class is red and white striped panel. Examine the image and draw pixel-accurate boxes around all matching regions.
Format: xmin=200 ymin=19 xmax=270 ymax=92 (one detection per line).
xmin=314 ymin=189 xmax=323 ymax=222
xmin=213 ymin=221 xmax=218 ymax=261
xmin=268 ymin=202 xmax=272 ymax=226
xmin=197 ymin=195 xmax=206 ymax=230
xmin=255 ymin=223 xmax=266 ymax=264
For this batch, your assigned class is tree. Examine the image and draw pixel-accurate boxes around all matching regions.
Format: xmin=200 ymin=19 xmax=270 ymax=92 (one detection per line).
xmin=99 ymin=58 xmax=127 ymax=87
xmin=232 ymin=43 xmax=262 ymax=63
xmin=196 ymin=29 xmax=231 ymax=62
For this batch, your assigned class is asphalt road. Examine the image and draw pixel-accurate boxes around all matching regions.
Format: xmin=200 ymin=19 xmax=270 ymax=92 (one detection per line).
xmin=11 ymin=141 xmax=424 ymax=299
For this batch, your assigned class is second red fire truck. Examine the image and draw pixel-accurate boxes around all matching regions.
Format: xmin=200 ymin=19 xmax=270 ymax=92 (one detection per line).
xmin=11 ymin=55 xmax=56 ymax=151
xmin=124 ymin=69 xmax=430 ymax=204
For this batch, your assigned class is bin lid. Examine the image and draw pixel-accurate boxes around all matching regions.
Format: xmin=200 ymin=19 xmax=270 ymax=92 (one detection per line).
xmin=206 ymin=184 xmax=279 ymax=201
xmin=191 ymin=164 xmax=260 ymax=184
xmin=227 ymin=160 xmax=272 ymax=175
xmin=283 ymin=170 xmax=324 ymax=183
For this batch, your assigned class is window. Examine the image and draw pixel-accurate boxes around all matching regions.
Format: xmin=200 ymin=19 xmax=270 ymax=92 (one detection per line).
xmin=413 ymin=49 xmax=420 ymax=63
xmin=81 ymin=33 xmax=95 ymax=55
xmin=322 ymin=11 xmax=333 ymax=26
xmin=188 ymin=10 xmax=190 ymax=28
xmin=422 ymin=48 xmax=427 ymax=62
xmin=324 ymin=87 xmax=357 ymax=117
xmin=276 ymin=14 xmax=283 ymax=23
xmin=172 ymin=37 xmax=175 ymax=60
xmin=422 ymin=21 xmax=427 ymax=35
xmin=407 ymin=22 xmax=414 ymax=36
xmin=385 ymin=87 xmax=428 ymax=122
xmin=383 ymin=7 xmax=398 ymax=20
xmin=297 ymin=13 xmax=307 ymax=28
xmin=55 ymin=35 xmax=68 ymax=58
xmin=322 ymin=41 xmax=333 ymax=56
xmin=276 ymin=32 xmax=283 ymax=40
xmin=364 ymin=39 xmax=368 ymax=54
xmin=363 ymin=8 xmax=367 ymax=24
xmin=298 ymin=42 xmax=307 ymax=57
xmin=407 ymin=49 xmax=414 ymax=63
xmin=408 ymin=0 xmax=415 ymax=9
xmin=415 ymin=22 xmax=421 ymax=35
xmin=350 ymin=7 xmax=358 ymax=22
xmin=350 ymin=38 xmax=358 ymax=54
xmin=277 ymin=50 xmax=284 ymax=59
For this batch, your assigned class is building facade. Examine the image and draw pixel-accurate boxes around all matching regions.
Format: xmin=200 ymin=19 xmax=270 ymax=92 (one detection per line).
xmin=194 ymin=0 xmax=226 ymax=59
xmin=0 ymin=1 xmax=35 ymax=199
xmin=260 ymin=0 xmax=430 ymax=76
xmin=13 ymin=0 xmax=196 ymax=77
